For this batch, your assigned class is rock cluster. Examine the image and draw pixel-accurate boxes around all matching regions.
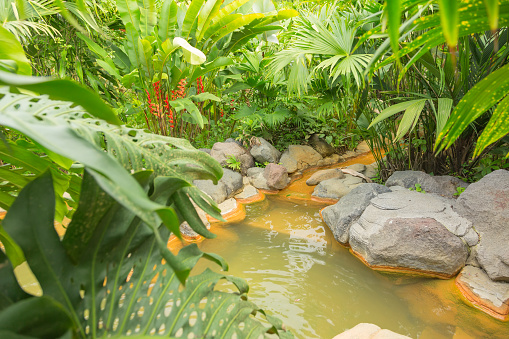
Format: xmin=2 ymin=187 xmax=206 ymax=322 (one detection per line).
xmin=195 ymin=137 xmax=367 ymax=205
xmin=322 ymin=169 xmax=509 ymax=320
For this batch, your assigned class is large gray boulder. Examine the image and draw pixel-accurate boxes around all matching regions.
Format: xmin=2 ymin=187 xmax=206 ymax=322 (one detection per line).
xmin=322 ymin=183 xmax=391 ymax=244
xmin=312 ymin=175 xmax=364 ymax=199
xmin=250 ymin=137 xmax=281 ymax=164
xmin=454 ymin=170 xmax=509 ymax=282
xmin=308 ymin=134 xmax=335 ymax=157
xmin=279 ymin=145 xmax=323 ymax=173
xmin=349 ymin=190 xmax=472 ymax=277
xmin=264 ymin=163 xmax=289 ymax=190
xmin=210 ymin=142 xmax=255 ymax=175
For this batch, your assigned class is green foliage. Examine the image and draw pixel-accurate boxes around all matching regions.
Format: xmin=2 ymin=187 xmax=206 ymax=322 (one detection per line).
xmin=226 ymin=154 xmax=241 ymax=171
xmin=0 ymin=171 xmax=292 ymax=338
xmin=409 ymin=183 xmax=425 ymax=193
xmin=454 ymin=186 xmax=465 ymax=196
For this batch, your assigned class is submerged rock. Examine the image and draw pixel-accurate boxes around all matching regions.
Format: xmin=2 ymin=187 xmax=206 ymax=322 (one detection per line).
xmin=311 ymin=175 xmax=364 ymax=199
xmin=235 ymin=185 xmax=259 ymax=200
xmin=322 ymin=183 xmax=391 ymax=244
xmin=250 ymin=137 xmax=281 ymax=164
xmin=456 ymin=265 xmax=509 ymax=320
xmin=454 ymin=169 xmax=509 ymax=282
xmin=210 ymin=142 xmax=255 ymax=175
xmin=349 ymin=190 xmax=473 ymax=277
xmin=280 ymin=145 xmax=322 ymax=173
xmin=333 ymin=323 xmax=411 ymax=339
xmin=306 ymin=169 xmax=345 ymax=186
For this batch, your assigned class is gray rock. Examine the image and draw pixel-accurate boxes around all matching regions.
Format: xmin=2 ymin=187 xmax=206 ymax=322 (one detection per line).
xmin=179 ymin=201 xmax=210 ymax=238
xmin=279 ymin=145 xmax=323 ymax=173
xmin=350 ymin=217 xmax=468 ymax=277
xmin=364 ymin=164 xmax=378 ymax=179
xmin=332 ymin=323 xmax=411 ymax=339
xmin=311 ymin=175 xmax=364 ymax=199
xmin=322 ymin=183 xmax=391 ymax=244
xmin=355 ymin=141 xmax=371 ymax=154
xmin=309 ymin=134 xmax=335 ymax=157
xmin=457 ymin=266 xmax=509 ymax=317
xmin=250 ymin=137 xmax=281 ymax=164
xmin=433 ymin=175 xmax=469 ymax=198
xmin=198 ymin=148 xmax=211 ymax=154
xmin=224 ymin=138 xmax=243 ymax=146
xmin=346 ymin=163 xmax=366 ymax=173
xmin=454 ymin=170 xmax=509 ymax=281
xmin=221 ymin=168 xmax=243 ymax=197
xmin=235 ymin=185 xmax=259 ymax=199
xmin=263 ymin=163 xmax=288 ymax=190
xmin=361 ymin=190 xmax=473 ymax=238
xmin=247 ymin=167 xmax=269 ymax=190
xmin=306 ymin=169 xmax=345 ymax=186
xmin=210 ymin=142 xmax=255 ymax=175
xmin=218 ymin=198 xmax=237 ymax=215
xmin=349 ymin=190 xmax=472 ymax=276
xmin=386 ymin=170 xmax=442 ymax=194
xmin=194 ymin=179 xmax=228 ymax=204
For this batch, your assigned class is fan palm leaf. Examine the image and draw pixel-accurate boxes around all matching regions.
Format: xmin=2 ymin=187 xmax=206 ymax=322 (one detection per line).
xmin=268 ymin=6 xmax=372 ymax=95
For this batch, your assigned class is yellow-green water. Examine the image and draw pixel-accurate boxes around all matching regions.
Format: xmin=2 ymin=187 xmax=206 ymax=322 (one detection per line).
xmin=194 ymin=197 xmax=509 ymax=339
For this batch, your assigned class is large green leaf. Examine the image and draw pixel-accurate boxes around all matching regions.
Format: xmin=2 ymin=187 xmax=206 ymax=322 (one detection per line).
xmin=158 ymin=0 xmax=179 ymax=42
xmin=438 ymin=0 xmax=459 ymax=49
xmin=475 ymin=94 xmax=509 ymax=155
xmin=182 ymin=0 xmax=206 ymax=38
xmin=1 ymin=172 xmax=292 ymax=339
xmin=0 ymin=27 xmax=31 ymax=75
xmin=116 ymin=0 xmax=141 ymax=31
xmin=0 ymin=296 xmax=72 ymax=339
xmin=436 ymin=64 xmax=509 ymax=154
xmin=190 ymin=57 xmax=233 ymax=82
xmin=0 ymin=88 xmax=222 ymax=282
xmin=0 ymin=71 xmax=120 ymax=125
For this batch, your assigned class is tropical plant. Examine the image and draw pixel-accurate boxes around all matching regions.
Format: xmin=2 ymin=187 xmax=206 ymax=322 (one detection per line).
xmin=364 ymin=0 xmax=509 ymax=160
xmin=267 ymin=3 xmax=373 ymax=96
xmin=0 ymin=0 xmax=59 ymax=42
xmin=78 ymin=0 xmax=297 ymax=137
xmin=0 ymin=30 xmax=292 ymax=337
xmin=0 ymin=170 xmax=292 ymax=338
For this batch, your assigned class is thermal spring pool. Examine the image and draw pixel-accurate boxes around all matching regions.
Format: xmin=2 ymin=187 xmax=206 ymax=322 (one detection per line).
xmin=193 ymin=196 xmax=509 ymax=338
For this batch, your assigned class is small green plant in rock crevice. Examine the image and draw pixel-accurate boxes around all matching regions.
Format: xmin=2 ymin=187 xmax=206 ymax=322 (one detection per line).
xmin=226 ymin=155 xmax=242 ymax=172
xmin=409 ymin=183 xmax=426 ymax=193
xmin=454 ymin=186 xmax=466 ymax=196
